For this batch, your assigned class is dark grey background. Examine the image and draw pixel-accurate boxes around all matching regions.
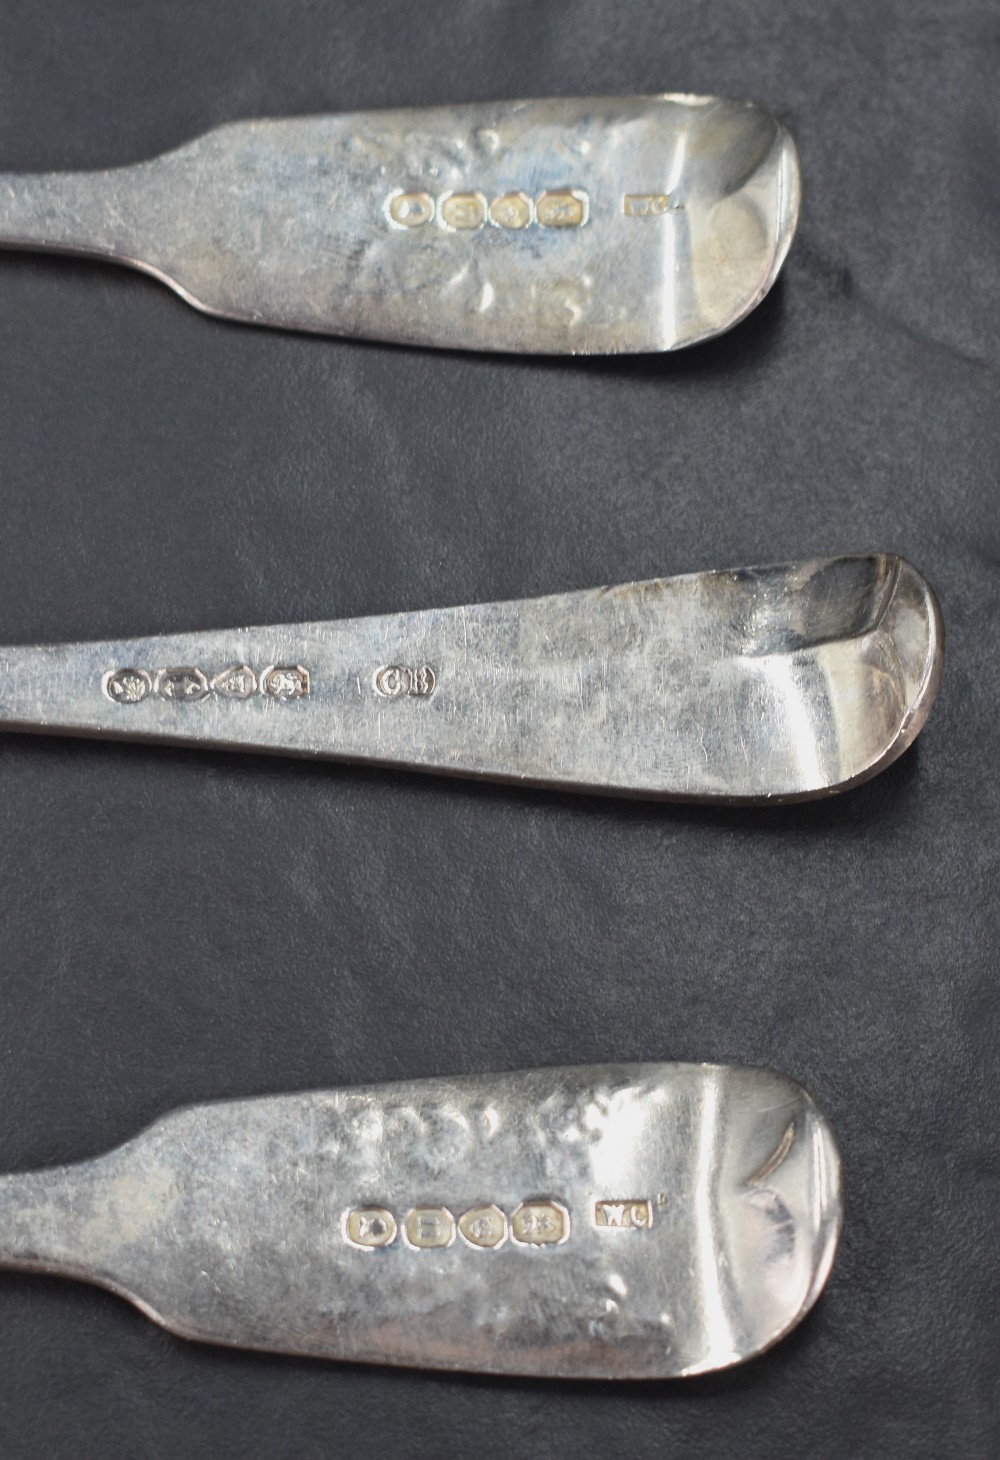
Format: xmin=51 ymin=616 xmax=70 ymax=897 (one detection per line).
xmin=0 ymin=1 xmax=997 ymax=1455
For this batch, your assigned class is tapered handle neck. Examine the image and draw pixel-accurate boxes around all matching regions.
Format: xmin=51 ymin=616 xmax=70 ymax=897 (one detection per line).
xmin=0 ymin=167 xmax=147 ymax=261
xmin=0 ymin=1164 xmax=101 ymax=1278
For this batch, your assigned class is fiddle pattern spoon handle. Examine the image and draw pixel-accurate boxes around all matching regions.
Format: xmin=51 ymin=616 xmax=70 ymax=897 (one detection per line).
xmin=0 ymin=1060 xmax=842 ymax=1379
xmin=0 ymin=94 xmax=799 ymax=352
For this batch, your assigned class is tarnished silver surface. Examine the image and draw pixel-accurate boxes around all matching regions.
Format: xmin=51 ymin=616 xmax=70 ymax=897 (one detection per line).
xmin=0 ymin=1063 xmax=842 ymax=1378
xmin=0 ymin=555 xmax=942 ymax=801
xmin=0 ymin=95 xmax=799 ymax=352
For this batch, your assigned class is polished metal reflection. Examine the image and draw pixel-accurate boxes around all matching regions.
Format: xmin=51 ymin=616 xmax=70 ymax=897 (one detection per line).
xmin=0 ymin=1062 xmax=842 ymax=1378
xmin=0 ymin=555 xmax=942 ymax=801
xmin=0 ymin=95 xmax=799 ymax=352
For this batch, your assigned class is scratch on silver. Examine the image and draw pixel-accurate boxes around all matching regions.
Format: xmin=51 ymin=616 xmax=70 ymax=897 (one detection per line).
xmin=747 ymin=1121 xmax=797 ymax=1188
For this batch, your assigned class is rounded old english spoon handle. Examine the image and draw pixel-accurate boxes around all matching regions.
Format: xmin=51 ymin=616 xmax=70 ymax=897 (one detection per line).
xmin=0 ymin=95 xmax=799 ymax=353
xmin=0 ymin=1061 xmax=842 ymax=1378
xmin=0 ymin=555 xmax=942 ymax=802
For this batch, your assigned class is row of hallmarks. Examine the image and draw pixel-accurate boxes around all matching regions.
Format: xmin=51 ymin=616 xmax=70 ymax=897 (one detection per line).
xmin=388 ymin=188 xmax=589 ymax=232
xmin=344 ymin=1200 xmax=569 ymax=1250
xmin=104 ymin=664 xmax=310 ymax=705
xmin=106 ymin=661 xmax=437 ymax=706
xmin=388 ymin=189 xmax=675 ymax=232
xmin=343 ymin=1197 xmax=657 ymax=1251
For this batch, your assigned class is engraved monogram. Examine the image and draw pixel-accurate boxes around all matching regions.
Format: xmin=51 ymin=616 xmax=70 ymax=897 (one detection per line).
xmin=343 ymin=1199 xmax=568 ymax=1250
xmin=104 ymin=664 xmax=310 ymax=704
xmin=387 ymin=188 xmax=589 ymax=232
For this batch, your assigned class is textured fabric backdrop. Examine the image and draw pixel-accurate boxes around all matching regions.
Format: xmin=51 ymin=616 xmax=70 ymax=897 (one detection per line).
xmin=0 ymin=2 xmax=996 ymax=1455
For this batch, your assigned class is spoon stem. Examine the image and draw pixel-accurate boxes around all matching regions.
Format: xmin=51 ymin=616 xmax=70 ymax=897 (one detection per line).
xmin=0 ymin=1165 xmax=96 ymax=1277
xmin=0 ymin=167 xmax=146 ymax=260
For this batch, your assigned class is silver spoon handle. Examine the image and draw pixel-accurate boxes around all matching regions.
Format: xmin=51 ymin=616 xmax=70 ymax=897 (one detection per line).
xmin=0 ymin=167 xmax=150 ymax=260
xmin=0 ymin=1062 xmax=842 ymax=1378
xmin=0 ymin=96 xmax=799 ymax=352
xmin=0 ymin=1166 xmax=99 ymax=1278
xmin=0 ymin=555 xmax=942 ymax=801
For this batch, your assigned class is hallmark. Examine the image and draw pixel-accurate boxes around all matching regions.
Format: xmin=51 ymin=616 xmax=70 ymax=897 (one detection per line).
xmin=104 ymin=668 xmax=153 ymax=704
xmin=440 ymin=191 xmax=488 ymax=231
xmin=388 ymin=190 xmax=435 ymax=228
xmin=404 ymin=1207 xmax=456 ymax=1249
xmin=594 ymin=1199 xmax=653 ymax=1230
xmin=373 ymin=665 xmax=436 ymax=699
xmin=535 ymin=190 xmax=588 ymax=228
xmin=458 ymin=1204 xmax=507 ymax=1249
xmin=104 ymin=663 xmax=311 ymax=704
xmin=212 ymin=664 xmax=257 ymax=698
xmin=387 ymin=187 xmax=589 ymax=232
xmin=488 ymin=191 xmax=532 ymax=229
xmin=261 ymin=664 xmax=310 ymax=700
xmin=344 ymin=1207 xmax=396 ymax=1248
xmin=343 ymin=1199 xmax=567 ymax=1250
xmin=510 ymin=1200 xmax=569 ymax=1246
xmin=622 ymin=193 xmax=672 ymax=217
xmin=157 ymin=667 xmax=209 ymax=702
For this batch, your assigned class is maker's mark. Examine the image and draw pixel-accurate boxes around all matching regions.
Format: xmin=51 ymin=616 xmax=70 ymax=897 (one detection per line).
xmin=373 ymin=665 xmax=436 ymax=699
xmin=594 ymin=1199 xmax=653 ymax=1230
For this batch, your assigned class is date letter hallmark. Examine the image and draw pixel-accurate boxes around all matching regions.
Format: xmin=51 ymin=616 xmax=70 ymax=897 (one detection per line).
xmin=373 ymin=665 xmax=436 ymax=699
xmin=104 ymin=663 xmax=310 ymax=705
xmin=622 ymin=193 xmax=673 ymax=217
xmin=534 ymin=190 xmax=588 ymax=228
xmin=510 ymin=1200 xmax=570 ymax=1246
xmin=594 ymin=1199 xmax=654 ymax=1230
xmin=157 ymin=667 xmax=209 ymax=702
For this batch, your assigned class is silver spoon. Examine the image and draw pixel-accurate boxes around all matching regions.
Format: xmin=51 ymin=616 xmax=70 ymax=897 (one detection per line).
xmin=0 ymin=554 xmax=941 ymax=802
xmin=0 ymin=1061 xmax=841 ymax=1378
xmin=0 ymin=94 xmax=799 ymax=353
